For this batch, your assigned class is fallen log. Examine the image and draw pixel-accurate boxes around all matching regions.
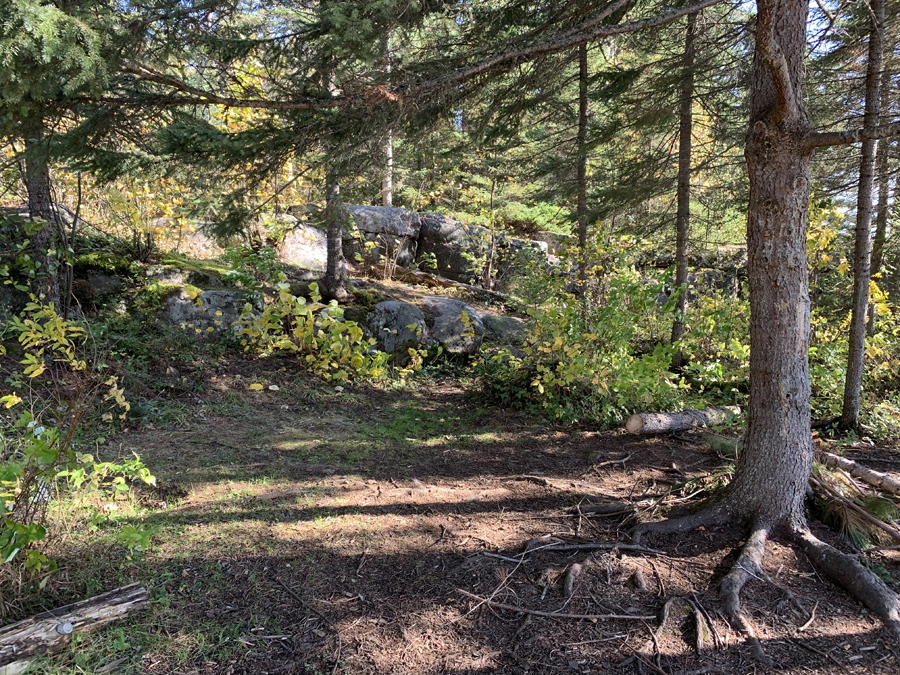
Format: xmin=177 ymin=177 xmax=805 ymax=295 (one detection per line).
xmin=625 ymin=407 xmax=741 ymax=435
xmin=0 ymin=583 xmax=149 ymax=669
xmin=370 ymin=263 xmax=511 ymax=303
xmin=815 ymin=449 xmax=900 ymax=497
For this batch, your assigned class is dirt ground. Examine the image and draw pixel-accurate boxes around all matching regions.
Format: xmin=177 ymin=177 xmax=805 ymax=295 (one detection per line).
xmin=35 ymin=358 xmax=900 ymax=675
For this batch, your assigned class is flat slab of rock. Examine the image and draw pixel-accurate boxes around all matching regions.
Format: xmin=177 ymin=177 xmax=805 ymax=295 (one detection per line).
xmin=343 ymin=205 xmax=421 ymax=238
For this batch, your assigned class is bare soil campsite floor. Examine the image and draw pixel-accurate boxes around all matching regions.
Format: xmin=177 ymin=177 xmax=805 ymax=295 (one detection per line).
xmin=30 ymin=357 xmax=900 ymax=675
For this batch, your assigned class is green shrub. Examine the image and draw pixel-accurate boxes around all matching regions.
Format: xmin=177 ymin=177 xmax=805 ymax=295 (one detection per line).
xmin=0 ymin=299 xmax=154 ymax=598
xmin=483 ymin=240 xmax=687 ymax=425
xmin=234 ymin=277 xmax=424 ymax=383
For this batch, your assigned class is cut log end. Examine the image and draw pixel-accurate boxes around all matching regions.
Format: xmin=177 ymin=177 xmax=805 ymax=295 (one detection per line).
xmin=624 ymin=414 xmax=644 ymax=434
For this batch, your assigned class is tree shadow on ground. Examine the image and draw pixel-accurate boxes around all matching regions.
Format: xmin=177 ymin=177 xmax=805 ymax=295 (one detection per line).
xmin=40 ymin=377 xmax=900 ymax=674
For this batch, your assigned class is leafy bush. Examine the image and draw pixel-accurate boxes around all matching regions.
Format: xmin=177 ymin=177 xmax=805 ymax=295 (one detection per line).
xmin=0 ymin=299 xmax=154 ymax=598
xmin=234 ymin=278 xmax=424 ymax=382
xmin=222 ymin=244 xmax=284 ymax=291
xmin=483 ymin=241 xmax=687 ymax=425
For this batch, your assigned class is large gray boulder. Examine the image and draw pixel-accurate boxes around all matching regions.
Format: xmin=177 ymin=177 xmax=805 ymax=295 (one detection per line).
xmin=482 ymin=314 xmax=527 ymax=346
xmin=281 ymin=223 xmax=328 ymax=271
xmin=365 ymin=301 xmax=428 ymax=353
xmin=421 ymin=296 xmax=485 ymax=355
xmin=87 ymin=271 xmax=124 ymax=296
xmin=342 ymin=205 xmax=420 ymax=268
xmin=532 ymin=230 xmax=575 ymax=255
xmin=416 ymin=213 xmax=492 ymax=284
xmin=166 ymin=289 xmax=260 ymax=340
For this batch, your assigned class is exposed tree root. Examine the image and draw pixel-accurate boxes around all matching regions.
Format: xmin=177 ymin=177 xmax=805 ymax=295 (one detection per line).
xmin=627 ymin=497 xmax=900 ymax=660
xmin=630 ymin=504 xmax=729 ymax=545
xmin=792 ymin=526 xmax=900 ymax=641
xmin=719 ymin=525 xmax=774 ymax=666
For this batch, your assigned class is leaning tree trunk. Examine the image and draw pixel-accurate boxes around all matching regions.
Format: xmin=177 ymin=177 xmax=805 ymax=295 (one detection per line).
xmin=575 ymin=42 xmax=589 ymax=286
xmin=670 ymin=11 xmax=697 ymax=369
xmin=842 ymin=0 xmax=885 ymax=428
xmin=321 ymin=166 xmax=349 ymax=302
xmin=23 ymin=115 xmax=60 ymax=309
xmin=723 ymin=0 xmax=814 ymax=529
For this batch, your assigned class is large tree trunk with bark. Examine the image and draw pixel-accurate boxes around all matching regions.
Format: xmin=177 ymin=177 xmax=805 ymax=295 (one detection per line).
xmin=382 ymin=129 xmax=393 ymax=207
xmin=724 ymin=0 xmax=814 ymax=529
xmin=669 ymin=12 xmax=697 ymax=369
xmin=321 ymin=166 xmax=350 ymax=302
xmin=842 ymin=0 xmax=885 ymax=428
xmin=633 ymin=1 xmax=900 ymax=649
xmin=22 ymin=115 xmax=60 ymax=309
xmin=869 ymin=54 xmax=894 ymax=333
xmin=575 ymin=42 xmax=589 ymax=285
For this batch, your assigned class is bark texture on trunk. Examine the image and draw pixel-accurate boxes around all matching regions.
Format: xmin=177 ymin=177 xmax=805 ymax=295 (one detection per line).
xmin=869 ymin=57 xmax=894 ymax=333
xmin=724 ymin=0 xmax=813 ymax=529
xmin=23 ymin=115 xmax=60 ymax=309
xmin=382 ymin=129 xmax=393 ymax=207
xmin=670 ymin=12 xmax=697 ymax=363
xmin=321 ymin=167 xmax=349 ymax=302
xmin=842 ymin=0 xmax=885 ymax=428
xmin=576 ymin=42 xmax=589 ymax=283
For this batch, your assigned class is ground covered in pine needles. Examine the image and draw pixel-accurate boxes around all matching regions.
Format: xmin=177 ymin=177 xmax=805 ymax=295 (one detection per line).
xmin=22 ymin=356 xmax=900 ymax=675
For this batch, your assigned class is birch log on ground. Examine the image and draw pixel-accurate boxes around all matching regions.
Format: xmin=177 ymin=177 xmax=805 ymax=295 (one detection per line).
xmin=0 ymin=583 xmax=149 ymax=669
xmin=815 ymin=449 xmax=900 ymax=497
xmin=625 ymin=406 xmax=741 ymax=435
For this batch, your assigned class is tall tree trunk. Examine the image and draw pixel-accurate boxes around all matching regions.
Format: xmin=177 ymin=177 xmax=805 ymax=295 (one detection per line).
xmin=381 ymin=30 xmax=394 ymax=207
xmin=575 ymin=42 xmax=589 ymax=285
xmin=868 ymin=58 xmax=894 ymax=334
xmin=842 ymin=0 xmax=885 ymax=428
xmin=670 ymin=11 xmax=697 ymax=369
xmin=382 ymin=128 xmax=393 ymax=207
xmin=23 ymin=115 xmax=60 ymax=309
xmin=321 ymin=167 xmax=349 ymax=302
xmin=724 ymin=0 xmax=814 ymax=529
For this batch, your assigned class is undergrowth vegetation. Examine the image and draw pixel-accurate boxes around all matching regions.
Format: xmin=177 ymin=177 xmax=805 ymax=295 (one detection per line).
xmin=480 ymin=231 xmax=900 ymax=437
xmin=0 ymin=300 xmax=154 ymax=615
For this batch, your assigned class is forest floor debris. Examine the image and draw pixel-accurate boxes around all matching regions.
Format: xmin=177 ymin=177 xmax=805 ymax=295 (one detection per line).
xmin=16 ymin=356 xmax=900 ymax=674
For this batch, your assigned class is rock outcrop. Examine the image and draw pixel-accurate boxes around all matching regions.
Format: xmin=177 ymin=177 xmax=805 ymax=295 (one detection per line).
xmin=342 ymin=205 xmax=421 ymax=268
xmin=281 ymin=223 xmax=328 ymax=271
xmin=166 ymin=289 xmax=260 ymax=340
xmin=421 ymin=296 xmax=485 ymax=355
xmin=364 ymin=301 xmax=429 ymax=353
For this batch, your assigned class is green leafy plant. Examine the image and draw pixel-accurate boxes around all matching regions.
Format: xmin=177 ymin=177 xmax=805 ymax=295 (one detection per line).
xmin=234 ymin=278 xmax=424 ymax=383
xmin=483 ymin=240 xmax=687 ymax=425
xmin=0 ymin=298 xmax=155 ymax=604
xmin=222 ymin=244 xmax=284 ymax=291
